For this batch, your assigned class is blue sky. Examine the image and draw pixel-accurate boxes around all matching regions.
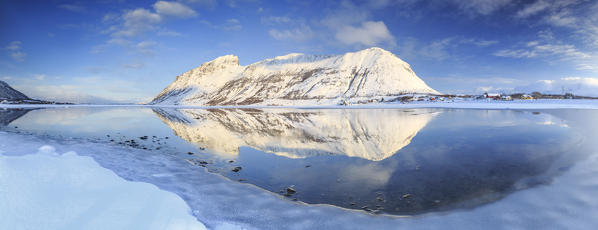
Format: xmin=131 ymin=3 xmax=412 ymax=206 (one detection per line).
xmin=1 ymin=0 xmax=598 ymax=103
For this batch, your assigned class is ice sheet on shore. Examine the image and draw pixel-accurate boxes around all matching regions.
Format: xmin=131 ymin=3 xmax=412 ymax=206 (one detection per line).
xmin=0 ymin=139 xmax=206 ymax=230
xmin=1 ymin=129 xmax=598 ymax=230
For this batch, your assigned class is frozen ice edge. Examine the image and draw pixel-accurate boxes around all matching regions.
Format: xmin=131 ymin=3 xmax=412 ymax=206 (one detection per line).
xmin=2 ymin=99 xmax=598 ymax=110
xmin=2 ymin=128 xmax=598 ymax=229
xmin=0 ymin=134 xmax=207 ymax=230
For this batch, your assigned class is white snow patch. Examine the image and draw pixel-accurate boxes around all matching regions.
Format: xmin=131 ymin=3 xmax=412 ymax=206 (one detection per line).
xmin=0 ymin=139 xmax=206 ymax=230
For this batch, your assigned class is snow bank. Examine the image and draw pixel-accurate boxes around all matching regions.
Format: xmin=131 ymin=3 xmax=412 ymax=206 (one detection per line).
xmin=2 ymin=130 xmax=598 ymax=229
xmin=0 ymin=138 xmax=206 ymax=230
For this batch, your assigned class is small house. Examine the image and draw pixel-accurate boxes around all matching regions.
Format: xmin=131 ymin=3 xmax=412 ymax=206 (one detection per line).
xmin=521 ymin=94 xmax=534 ymax=100
xmin=484 ymin=93 xmax=501 ymax=100
xmin=501 ymin=95 xmax=513 ymax=101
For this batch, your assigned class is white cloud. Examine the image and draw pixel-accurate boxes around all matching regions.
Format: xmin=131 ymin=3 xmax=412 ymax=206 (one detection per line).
xmin=495 ymin=43 xmax=589 ymax=59
xmin=473 ymin=39 xmax=499 ymax=46
xmin=103 ymin=1 xmax=196 ymax=39
xmin=122 ymin=63 xmax=145 ymax=69
xmin=4 ymin=41 xmax=26 ymax=62
xmin=515 ymin=0 xmax=551 ymax=18
xmin=335 ymin=21 xmax=394 ymax=46
xmin=513 ymin=0 xmax=598 ymax=63
xmin=401 ymin=36 xmax=499 ymax=61
xmin=261 ymin=16 xmax=292 ymax=25
xmin=153 ymin=1 xmax=197 ymax=18
xmin=58 ymin=4 xmax=86 ymax=13
xmin=107 ymin=38 xmax=130 ymax=46
xmin=493 ymin=30 xmax=593 ymax=69
xmin=417 ymin=38 xmax=453 ymax=60
xmin=357 ymin=0 xmax=512 ymax=17
xmin=184 ymin=0 xmax=217 ymax=6
xmin=136 ymin=41 xmax=156 ymax=49
xmin=136 ymin=41 xmax=157 ymax=55
xmin=545 ymin=9 xmax=577 ymax=27
xmin=269 ymin=24 xmax=314 ymax=41
xmin=92 ymin=38 xmax=158 ymax=56
xmin=201 ymin=18 xmax=243 ymax=31
xmin=321 ymin=1 xmax=368 ymax=29
xmin=34 ymin=74 xmax=46 ymax=81
xmin=449 ymin=0 xmax=512 ymax=16
xmin=494 ymin=49 xmax=536 ymax=58
xmin=515 ymin=0 xmax=583 ymax=22
xmin=262 ymin=16 xmax=314 ymax=42
xmin=102 ymin=13 xmax=120 ymax=23
xmin=222 ymin=18 xmax=242 ymax=31
xmin=115 ymin=8 xmax=162 ymax=37
xmin=10 ymin=52 xmax=27 ymax=62
xmin=577 ymin=63 xmax=598 ymax=71
xmin=157 ymin=29 xmax=183 ymax=36
xmin=262 ymin=2 xmax=397 ymax=47
xmin=96 ymin=1 xmax=197 ymax=54
xmin=5 ymin=41 xmax=22 ymax=51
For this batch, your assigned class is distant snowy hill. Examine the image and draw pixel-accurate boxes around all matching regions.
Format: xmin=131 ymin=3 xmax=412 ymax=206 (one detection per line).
xmin=0 ymin=80 xmax=60 ymax=104
xmin=0 ymin=80 xmax=30 ymax=101
xmin=516 ymin=77 xmax=598 ymax=97
xmin=150 ymin=47 xmax=439 ymax=106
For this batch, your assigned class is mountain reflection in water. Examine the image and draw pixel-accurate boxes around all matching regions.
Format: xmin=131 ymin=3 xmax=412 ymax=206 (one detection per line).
xmin=153 ymin=108 xmax=583 ymax=215
xmin=153 ymin=108 xmax=438 ymax=161
xmin=0 ymin=108 xmax=35 ymax=126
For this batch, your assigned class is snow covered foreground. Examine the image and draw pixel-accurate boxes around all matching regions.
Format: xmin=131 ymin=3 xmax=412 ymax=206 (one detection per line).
xmin=2 ymin=130 xmax=598 ymax=230
xmin=0 ymin=136 xmax=206 ymax=230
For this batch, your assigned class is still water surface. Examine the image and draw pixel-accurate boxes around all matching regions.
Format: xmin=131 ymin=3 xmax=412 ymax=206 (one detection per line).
xmin=1 ymin=107 xmax=595 ymax=215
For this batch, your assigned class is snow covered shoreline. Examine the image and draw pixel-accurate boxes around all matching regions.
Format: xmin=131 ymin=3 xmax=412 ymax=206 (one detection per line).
xmin=0 ymin=134 xmax=207 ymax=230
xmin=1 ymin=99 xmax=598 ymax=110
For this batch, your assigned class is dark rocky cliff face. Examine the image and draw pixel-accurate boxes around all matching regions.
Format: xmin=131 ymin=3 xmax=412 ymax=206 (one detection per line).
xmin=0 ymin=80 xmax=30 ymax=100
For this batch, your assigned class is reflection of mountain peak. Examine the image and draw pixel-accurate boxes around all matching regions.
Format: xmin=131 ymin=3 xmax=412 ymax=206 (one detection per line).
xmin=153 ymin=108 xmax=439 ymax=161
xmin=0 ymin=108 xmax=35 ymax=126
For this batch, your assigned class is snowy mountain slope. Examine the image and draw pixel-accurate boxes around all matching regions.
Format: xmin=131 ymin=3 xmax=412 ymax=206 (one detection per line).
xmin=0 ymin=80 xmax=30 ymax=101
xmin=150 ymin=48 xmax=439 ymax=106
xmin=153 ymin=108 xmax=438 ymax=161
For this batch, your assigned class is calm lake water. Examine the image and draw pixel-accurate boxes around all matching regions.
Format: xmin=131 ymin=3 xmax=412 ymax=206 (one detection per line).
xmin=1 ymin=107 xmax=596 ymax=215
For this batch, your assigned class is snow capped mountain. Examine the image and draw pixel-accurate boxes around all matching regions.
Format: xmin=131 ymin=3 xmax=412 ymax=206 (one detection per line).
xmin=150 ymin=47 xmax=439 ymax=106
xmin=0 ymin=80 xmax=30 ymax=101
xmin=153 ymin=108 xmax=438 ymax=161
